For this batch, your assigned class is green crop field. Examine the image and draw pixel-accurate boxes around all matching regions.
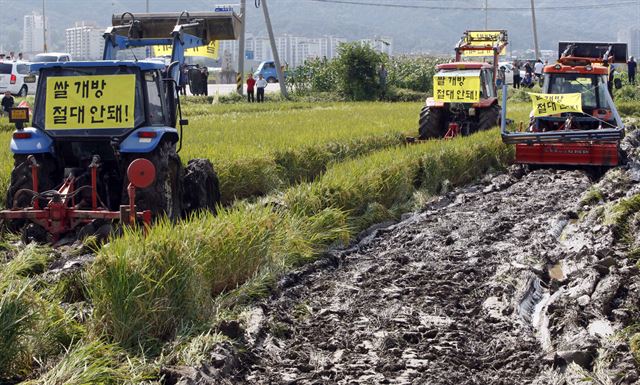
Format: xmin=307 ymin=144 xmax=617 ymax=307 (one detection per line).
xmin=1 ymin=96 xmax=638 ymax=383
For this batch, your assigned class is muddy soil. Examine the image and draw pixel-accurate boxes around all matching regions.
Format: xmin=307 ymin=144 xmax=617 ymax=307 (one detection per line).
xmin=166 ymin=133 xmax=640 ymax=385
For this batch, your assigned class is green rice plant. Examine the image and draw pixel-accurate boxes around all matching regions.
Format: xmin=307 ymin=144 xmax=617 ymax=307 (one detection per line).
xmin=22 ymin=340 xmax=151 ymax=385
xmin=88 ymin=219 xmax=212 ymax=352
xmin=88 ymin=205 xmax=349 ymax=351
xmin=0 ymin=278 xmax=38 ymax=377
xmin=180 ymin=102 xmax=416 ymax=202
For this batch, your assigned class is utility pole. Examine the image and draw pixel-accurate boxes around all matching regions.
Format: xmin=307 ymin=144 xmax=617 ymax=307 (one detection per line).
xmin=484 ymin=0 xmax=488 ymax=30
xmin=237 ymin=0 xmax=246 ymax=95
xmin=146 ymin=0 xmax=151 ymax=58
xmin=42 ymin=0 xmax=47 ymax=52
xmin=530 ymin=0 xmax=540 ymax=60
xmin=261 ymin=0 xmax=288 ymax=97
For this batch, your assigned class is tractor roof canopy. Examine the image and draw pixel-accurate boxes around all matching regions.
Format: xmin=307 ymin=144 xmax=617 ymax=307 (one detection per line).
xmin=30 ymin=60 xmax=165 ymax=72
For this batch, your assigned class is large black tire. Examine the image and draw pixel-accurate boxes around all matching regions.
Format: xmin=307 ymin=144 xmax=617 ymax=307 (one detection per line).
xmin=182 ymin=158 xmax=221 ymax=216
xmin=122 ymin=141 xmax=183 ymax=221
xmin=4 ymin=153 xmax=59 ymax=237
xmin=418 ymin=106 xmax=446 ymax=140
xmin=5 ymin=154 xmax=58 ymax=209
xmin=477 ymin=103 xmax=501 ymax=133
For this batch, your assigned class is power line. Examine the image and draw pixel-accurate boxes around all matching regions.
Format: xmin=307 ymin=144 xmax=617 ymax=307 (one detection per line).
xmin=309 ymin=0 xmax=639 ymax=11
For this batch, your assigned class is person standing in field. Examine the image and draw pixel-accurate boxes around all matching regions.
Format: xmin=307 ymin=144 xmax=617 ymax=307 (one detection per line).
xmin=628 ymin=56 xmax=637 ymax=85
xmin=256 ymin=74 xmax=267 ymax=103
xmin=534 ymin=59 xmax=544 ymax=81
xmin=246 ymin=73 xmax=256 ymax=103
xmin=512 ymin=61 xmax=521 ymax=89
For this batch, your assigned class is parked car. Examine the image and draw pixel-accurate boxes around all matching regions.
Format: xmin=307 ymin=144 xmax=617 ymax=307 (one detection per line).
xmin=0 ymin=60 xmax=36 ymax=96
xmin=498 ymin=62 xmax=515 ymax=85
xmin=31 ymin=52 xmax=72 ymax=63
xmin=253 ymin=60 xmax=288 ymax=83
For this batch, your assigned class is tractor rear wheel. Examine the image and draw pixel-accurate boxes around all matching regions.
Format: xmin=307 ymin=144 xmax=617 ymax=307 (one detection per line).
xmin=123 ymin=141 xmax=184 ymax=221
xmin=477 ymin=103 xmax=501 ymax=133
xmin=182 ymin=158 xmax=221 ymax=216
xmin=6 ymin=154 xmax=58 ymax=210
xmin=418 ymin=106 xmax=445 ymax=140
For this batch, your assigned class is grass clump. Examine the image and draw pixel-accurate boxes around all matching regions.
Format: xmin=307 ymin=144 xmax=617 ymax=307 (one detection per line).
xmin=22 ymin=340 xmax=155 ymax=385
xmin=88 ymin=206 xmax=350 ymax=352
xmin=0 ymin=248 xmax=84 ymax=380
xmin=604 ymin=194 xmax=640 ymax=241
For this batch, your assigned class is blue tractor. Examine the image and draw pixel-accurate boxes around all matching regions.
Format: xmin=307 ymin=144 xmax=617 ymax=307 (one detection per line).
xmin=1 ymin=11 xmax=240 ymax=243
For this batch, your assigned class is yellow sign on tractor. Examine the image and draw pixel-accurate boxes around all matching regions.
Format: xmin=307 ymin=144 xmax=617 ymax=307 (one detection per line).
xmin=462 ymin=30 xmax=507 ymax=57
xmin=45 ymin=74 xmax=136 ymax=129
xmin=153 ymin=40 xmax=220 ymax=59
xmin=529 ymin=92 xmax=583 ymax=117
xmin=433 ymin=73 xmax=481 ymax=103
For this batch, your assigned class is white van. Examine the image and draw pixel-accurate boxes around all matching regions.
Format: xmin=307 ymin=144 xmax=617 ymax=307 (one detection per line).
xmin=32 ymin=52 xmax=72 ymax=63
xmin=0 ymin=61 xmax=35 ymax=96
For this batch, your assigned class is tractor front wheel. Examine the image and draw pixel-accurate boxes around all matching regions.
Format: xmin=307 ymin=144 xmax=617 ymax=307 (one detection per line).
xmin=123 ymin=141 xmax=184 ymax=221
xmin=476 ymin=103 xmax=501 ymax=133
xmin=182 ymin=158 xmax=221 ymax=216
xmin=418 ymin=106 xmax=445 ymax=140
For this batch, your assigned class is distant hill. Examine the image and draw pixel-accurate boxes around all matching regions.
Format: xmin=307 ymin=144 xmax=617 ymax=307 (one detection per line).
xmin=0 ymin=0 xmax=637 ymax=56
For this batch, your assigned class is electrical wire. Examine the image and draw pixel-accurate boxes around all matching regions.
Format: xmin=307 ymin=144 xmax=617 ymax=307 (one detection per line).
xmin=308 ymin=0 xmax=639 ymax=11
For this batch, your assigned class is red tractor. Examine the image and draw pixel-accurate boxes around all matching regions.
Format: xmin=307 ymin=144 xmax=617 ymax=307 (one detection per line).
xmin=501 ymin=42 xmax=627 ymax=166
xmin=418 ymin=30 xmax=508 ymax=139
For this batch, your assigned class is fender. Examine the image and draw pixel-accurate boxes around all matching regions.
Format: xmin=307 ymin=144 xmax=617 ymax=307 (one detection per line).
xmin=425 ymin=97 xmax=445 ymax=108
xmin=119 ymin=126 xmax=179 ymax=153
xmin=10 ymin=127 xmax=54 ymax=154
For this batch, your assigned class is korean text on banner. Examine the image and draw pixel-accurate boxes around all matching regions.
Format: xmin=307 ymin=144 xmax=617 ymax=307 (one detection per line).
xmin=153 ymin=41 xmax=219 ymax=59
xmin=462 ymin=47 xmax=507 ymax=57
xmin=529 ymin=93 xmax=583 ymax=117
xmin=463 ymin=31 xmax=506 ymax=57
xmin=46 ymin=75 xmax=135 ymax=129
xmin=433 ymin=75 xmax=481 ymax=103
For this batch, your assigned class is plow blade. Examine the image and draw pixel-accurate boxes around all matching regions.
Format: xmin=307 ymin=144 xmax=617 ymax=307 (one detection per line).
xmin=515 ymin=143 xmax=619 ymax=166
xmin=111 ymin=11 xmax=241 ymax=41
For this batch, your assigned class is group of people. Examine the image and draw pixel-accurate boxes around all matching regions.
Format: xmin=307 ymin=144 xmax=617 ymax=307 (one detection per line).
xmin=511 ymin=56 xmax=637 ymax=89
xmin=512 ymin=59 xmax=546 ymax=89
xmin=245 ymin=73 xmax=268 ymax=103
xmin=0 ymin=52 xmax=23 ymax=61
xmin=177 ymin=64 xmax=210 ymax=96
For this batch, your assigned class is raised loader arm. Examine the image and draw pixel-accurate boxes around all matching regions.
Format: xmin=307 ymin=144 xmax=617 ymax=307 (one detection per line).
xmin=102 ymin=11 xmax=240 ymax=83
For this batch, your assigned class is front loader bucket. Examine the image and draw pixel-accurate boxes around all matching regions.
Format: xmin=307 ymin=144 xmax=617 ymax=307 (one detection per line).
xmin=111 ymin=11 xmax=241 ymax=41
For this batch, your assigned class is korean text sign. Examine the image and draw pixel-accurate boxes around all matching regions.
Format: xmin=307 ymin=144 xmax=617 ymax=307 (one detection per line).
xmin=153 ymin=41 xmax=219 ymax=59
xmin=45 ymin=75 xmax=135 ymax=129
xmin=433 ymin=74 xmax=481 ymax=103
xmin=529 ymin=93 xmax=583 ymax=117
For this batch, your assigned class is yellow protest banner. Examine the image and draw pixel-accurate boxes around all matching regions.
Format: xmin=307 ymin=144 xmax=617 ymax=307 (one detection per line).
xmin=433 ymin=73 xmax=481 ymax=103
xmin=462 ymin=46 xmax=507 ymax=57
xmin=467 ymin=31 xmax=503 ymax=44
xmin=153 ymin=41 xmax=219 ymax=59
xmin=529 ymin=93 xmax=583 ymax=117
xmin=45 ymin=75 xmax=135 ymax=129
xmin=463 ymin=31 xmax=506 ymax=56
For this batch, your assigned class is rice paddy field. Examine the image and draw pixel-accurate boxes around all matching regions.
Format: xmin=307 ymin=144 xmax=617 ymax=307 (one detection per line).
xmin=0 ymin=95 xmax=636 ymax=383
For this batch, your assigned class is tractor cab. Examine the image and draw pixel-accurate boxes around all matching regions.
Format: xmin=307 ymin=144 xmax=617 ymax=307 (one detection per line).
xmin=533 ymin=66 xmax=614 ymax=132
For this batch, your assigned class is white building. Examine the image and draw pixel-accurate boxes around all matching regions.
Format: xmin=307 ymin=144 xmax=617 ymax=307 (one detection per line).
xmin=65 ymin=22 xmax=104 ymax=60
xmin=23 ymin=12 xmax=49 ymax=55
xmin=359 ymin=37 xmax=393 ymax=56
xmin=619 ymin=28 xmax=640 ymax=59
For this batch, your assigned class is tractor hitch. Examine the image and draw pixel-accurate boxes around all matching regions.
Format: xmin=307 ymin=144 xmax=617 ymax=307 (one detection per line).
xmin=0 ymin=157 xmax=155 ymax=243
